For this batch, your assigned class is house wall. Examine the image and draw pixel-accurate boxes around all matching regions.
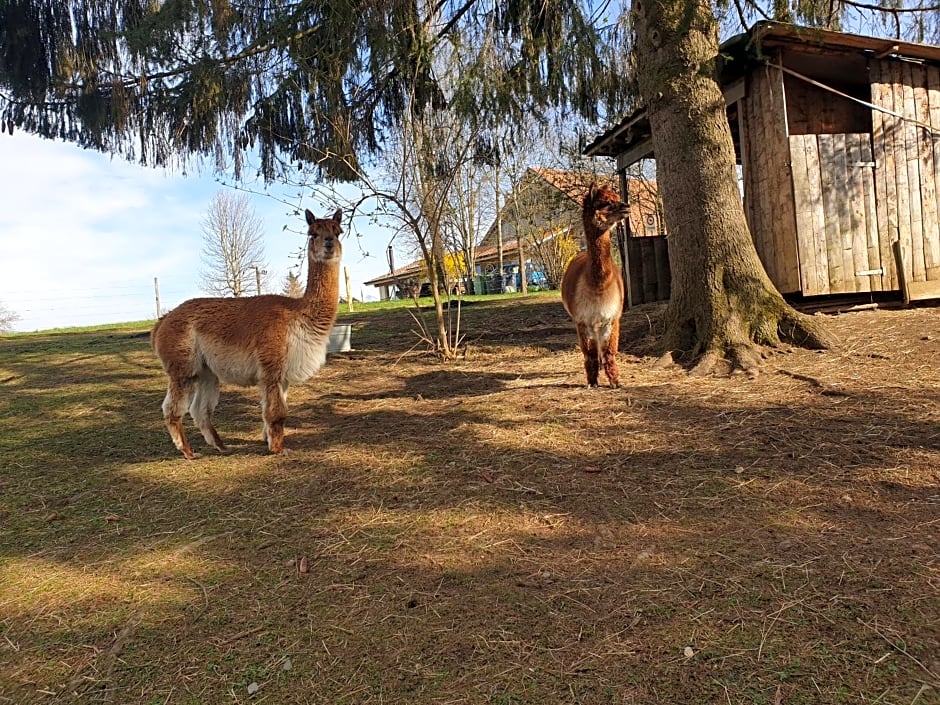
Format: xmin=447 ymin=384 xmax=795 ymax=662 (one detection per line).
xmin=740 ymin=56 xmax=802 ymax=294
xmin=870 ymin=59 xmax=940 ymax=298
xmin=623 ymin=179 xmax=665 ymax=237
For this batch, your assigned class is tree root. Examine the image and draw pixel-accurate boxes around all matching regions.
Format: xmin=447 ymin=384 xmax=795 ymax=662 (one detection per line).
xmin=779 ymin=309 xmax=838 ymax=350
xmin=663 ymin=304 xmax=838 ymax=378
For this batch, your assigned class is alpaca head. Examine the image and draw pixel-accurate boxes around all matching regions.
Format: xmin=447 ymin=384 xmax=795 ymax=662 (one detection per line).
xmin=305 ymin=207 xmax=344 ymax=265
xmin=583 ymin=183 xmax=630 ymax=236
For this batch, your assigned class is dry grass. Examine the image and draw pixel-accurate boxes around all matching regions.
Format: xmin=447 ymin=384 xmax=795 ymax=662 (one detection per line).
xmin=0 ymin=295 xmax=937 ymax=704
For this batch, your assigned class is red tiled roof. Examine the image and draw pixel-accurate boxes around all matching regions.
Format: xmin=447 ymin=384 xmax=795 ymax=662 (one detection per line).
xmin=527 ymin=167 xmax=619 ymax=206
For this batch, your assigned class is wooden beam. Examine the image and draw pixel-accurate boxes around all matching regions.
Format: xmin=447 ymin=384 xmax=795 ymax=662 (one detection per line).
xmin=907 ymin=279 xmax=940 ymax=300
xmin=616 ymin=139 xmax=654 ymax=170
xmin=723 ymin=78 xmax=745 ymax=105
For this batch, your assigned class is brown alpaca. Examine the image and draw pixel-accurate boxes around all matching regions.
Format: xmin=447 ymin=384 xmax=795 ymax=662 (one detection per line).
xmin=151 ymin=208 xmax=343 ymax=458
xmin=561 ymin=183 xmax=631 ymax=388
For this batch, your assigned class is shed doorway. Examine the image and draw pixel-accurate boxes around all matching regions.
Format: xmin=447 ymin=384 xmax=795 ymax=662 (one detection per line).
xmin=781 ymin=51 xmax=887 ymax=296
xmin=788 ymin=132 xmax=884 ymax=295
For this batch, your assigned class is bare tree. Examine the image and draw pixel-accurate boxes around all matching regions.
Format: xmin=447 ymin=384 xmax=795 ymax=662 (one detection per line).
xmin=0 ymin=302 xmax=19 ymax=333
xmin=199 ymin=191 xmax=268 ymax=297
xmin=441 ymin=138 xmax=499 ymax=289
xmin=282 ymin=271 xmax=303 ymax=298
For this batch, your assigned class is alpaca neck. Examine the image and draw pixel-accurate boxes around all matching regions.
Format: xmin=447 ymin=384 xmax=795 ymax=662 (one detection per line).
xmin=302 ymin=261 xmax=341 ymax=314
xmin=584 ymin=223 xmax=615 ymax=284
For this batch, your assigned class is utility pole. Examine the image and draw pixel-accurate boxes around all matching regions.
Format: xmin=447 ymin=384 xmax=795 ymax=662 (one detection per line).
xmin=253 ymin=265 xmax=266 ymax=295
xmin=153 ymin=277 xmax=161 ymax=319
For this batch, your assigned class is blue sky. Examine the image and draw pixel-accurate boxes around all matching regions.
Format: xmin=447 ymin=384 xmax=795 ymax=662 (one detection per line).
xmin=0 ymin=133 xmax=400 ymax=332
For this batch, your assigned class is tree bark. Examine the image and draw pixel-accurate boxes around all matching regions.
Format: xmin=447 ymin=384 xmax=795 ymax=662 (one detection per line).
xmin=632 ymin=0 xmax=836 ymax=375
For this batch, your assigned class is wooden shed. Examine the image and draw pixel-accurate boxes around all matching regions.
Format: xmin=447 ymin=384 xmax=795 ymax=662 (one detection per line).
xmin=585 ymin=22 xmax=940 ymax=306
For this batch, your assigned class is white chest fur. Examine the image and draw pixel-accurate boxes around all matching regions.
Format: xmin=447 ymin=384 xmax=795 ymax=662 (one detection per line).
xmin=568 ymin=288 xmax=623 ymax=347
xmin=284 ymin=323 xmax=330 ymax=384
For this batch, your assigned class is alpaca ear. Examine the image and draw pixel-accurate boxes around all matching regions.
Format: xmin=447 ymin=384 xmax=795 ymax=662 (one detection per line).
xmin=305 ymin=209 xmax=315 ymax=226
xmin=332 ymin=208 xmax=343 ymax=223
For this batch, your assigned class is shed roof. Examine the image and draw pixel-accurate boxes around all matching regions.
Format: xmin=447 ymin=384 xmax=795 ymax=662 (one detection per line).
xmin=584 ymin=21 xmax=940 ymax=159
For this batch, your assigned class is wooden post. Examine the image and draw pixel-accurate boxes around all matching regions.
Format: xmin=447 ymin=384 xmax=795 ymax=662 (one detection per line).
xmin=495 ymin=164 xmax=504 ymax=293
xmin=892 ymin=239 xmax=910 ymax=306
xmin=344 ymin=266 xmax=354 ymax=312
xmin=153 ymin=277 xmax=161 ymax=319
xmin=619 ymin=220 xmax=634 ymax=310
xmin=518 ymin=237 xmax=528 ymax=295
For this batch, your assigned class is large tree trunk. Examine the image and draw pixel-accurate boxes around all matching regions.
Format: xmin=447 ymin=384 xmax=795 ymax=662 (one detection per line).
xmin=632 ymin=0 xmax=835 ymax=375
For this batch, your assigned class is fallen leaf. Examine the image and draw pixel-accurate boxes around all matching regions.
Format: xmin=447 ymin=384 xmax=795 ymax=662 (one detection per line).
xmin=104 ymin=514 xmax=121 ymax=522
xmin=683 ymin=646 xmax=695 ymax=658
xmin=480 ymin=470 xmax=494 ymax=483
xmin=581 ymin=466 xmax=602 ymax=473
xmin=298 ymin=556 xmax=309 ymax=574
xmin=247 ymin=681 xmax=260 ymax=695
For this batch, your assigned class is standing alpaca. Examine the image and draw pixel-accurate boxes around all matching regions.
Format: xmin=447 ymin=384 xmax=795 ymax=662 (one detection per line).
xmin=561 ymin=183 xmax=631 ymax=388
xmin=151 ymin=208 xmax=343 ymax=458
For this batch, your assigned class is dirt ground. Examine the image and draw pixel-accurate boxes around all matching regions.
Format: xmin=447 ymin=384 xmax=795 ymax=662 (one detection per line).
xmin=0 ymin=294 xmax=938 ymax=704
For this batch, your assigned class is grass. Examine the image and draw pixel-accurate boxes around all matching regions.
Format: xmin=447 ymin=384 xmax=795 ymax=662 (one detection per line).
xmin=0 ymin=293 xmax=938 ymax=704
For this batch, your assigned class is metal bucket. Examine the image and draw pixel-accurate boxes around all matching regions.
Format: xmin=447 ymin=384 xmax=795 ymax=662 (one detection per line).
xmin=327 ymin=324 xmax=352 ymax=353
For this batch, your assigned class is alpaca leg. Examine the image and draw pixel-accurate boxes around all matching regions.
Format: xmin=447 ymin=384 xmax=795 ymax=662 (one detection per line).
xmin=602 ymin=320 xmax=621 ymax=389
xmin=261 ymin=382 xmax=290 ymax=443
xmin=261 ymin=381 xmax=289 ymax=454
xmin=162 ymin=379 xmax=196 ymax=460
xmin=260 ymin=383 xmax=288 ymax=444
xmin=576 ymin=323 xmax=600 ymax=387
xmin=190 ymin=370 xmax=226 ymax=452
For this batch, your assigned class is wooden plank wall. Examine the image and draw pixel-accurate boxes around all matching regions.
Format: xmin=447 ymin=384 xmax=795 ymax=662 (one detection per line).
xmin=625 ymin=236 xmax=671 ymax=306
xmin=788 ymin=134 xmax=881 ymax=295
xmin=740 ymin=60 xmax=802 ymax=294
xmin=870 ymin=60 xmax=940 ymax=294
xmin=789 ymin=133 xmax=830 ymax=294
xmin=783 ymin=73 xmax=871 ymax=135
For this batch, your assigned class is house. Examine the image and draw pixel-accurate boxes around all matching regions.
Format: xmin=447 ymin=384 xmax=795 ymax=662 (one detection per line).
xmin=364 ymin=167 xmax=663 ymax=299
xmin=362 ymin=234 xmax=546 ymax=299
xmin=585 ymin=21 xmax=940 ymax=306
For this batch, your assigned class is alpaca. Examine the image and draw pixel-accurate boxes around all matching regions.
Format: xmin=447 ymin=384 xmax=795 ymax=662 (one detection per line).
xmin=151 ymin=208 xmax=343 ymax=458
xmin=561 ymin=183 xmax=631 ymax=388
